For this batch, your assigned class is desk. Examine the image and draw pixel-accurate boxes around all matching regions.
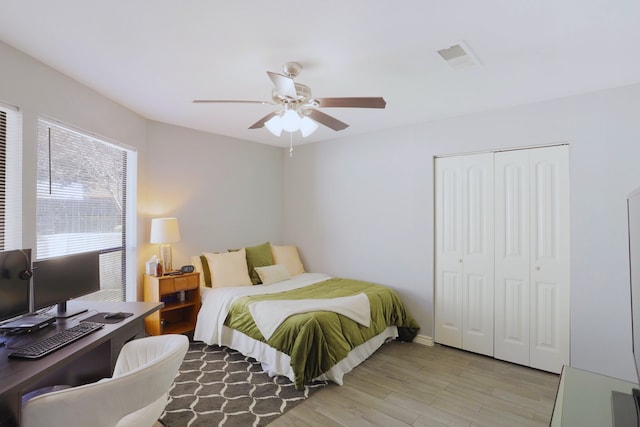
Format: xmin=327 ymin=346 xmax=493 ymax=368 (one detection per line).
xmin=0 ymin=301 xmax=162 ymax=427
xmin=551 ymin=365 xmax=640 ymax=426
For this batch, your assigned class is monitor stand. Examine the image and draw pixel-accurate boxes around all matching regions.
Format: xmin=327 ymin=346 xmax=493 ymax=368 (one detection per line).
xmin=51 ymin=301 xmax=88 ymax=319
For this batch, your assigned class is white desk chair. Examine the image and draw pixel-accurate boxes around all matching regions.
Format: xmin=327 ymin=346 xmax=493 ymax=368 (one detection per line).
xmin=21 ymin=334 xmax=189 ymax=427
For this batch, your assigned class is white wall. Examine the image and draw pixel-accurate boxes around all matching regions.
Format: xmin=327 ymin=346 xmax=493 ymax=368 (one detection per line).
xmin=144 ymin=121 xmax=284 ymax=268
xmin=283 ymin=83 xmax=640 ymax=382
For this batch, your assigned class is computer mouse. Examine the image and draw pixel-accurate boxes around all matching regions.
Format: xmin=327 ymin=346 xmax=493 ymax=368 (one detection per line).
xmin=104 ymin=312 xmax=126 ymax=320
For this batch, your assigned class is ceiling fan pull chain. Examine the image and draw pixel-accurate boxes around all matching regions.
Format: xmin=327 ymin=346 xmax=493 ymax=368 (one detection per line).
xmin=289 ymin=132 xmax=294 ymax=157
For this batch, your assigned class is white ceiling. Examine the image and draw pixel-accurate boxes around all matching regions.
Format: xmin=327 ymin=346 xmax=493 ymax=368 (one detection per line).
xmin=1 ymin=1 xmax=639 ymax=147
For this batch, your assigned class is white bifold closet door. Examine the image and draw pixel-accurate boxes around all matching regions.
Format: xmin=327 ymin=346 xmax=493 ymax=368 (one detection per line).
xmin=494 ymin=145 xmax=569 ymax=373
xmin=435 ymin=153 xmax=495 ymax=356
xmin=435 ymin=145 xmax=569 ymax=373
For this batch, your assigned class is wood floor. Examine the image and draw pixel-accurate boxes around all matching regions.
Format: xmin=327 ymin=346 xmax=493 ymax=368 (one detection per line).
xmin=269 ymin=341 xmax=559 ymax=427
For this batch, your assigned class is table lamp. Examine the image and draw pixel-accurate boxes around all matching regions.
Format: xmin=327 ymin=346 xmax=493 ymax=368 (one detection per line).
xmin=150 ymin=217 xmax=181 ymax=273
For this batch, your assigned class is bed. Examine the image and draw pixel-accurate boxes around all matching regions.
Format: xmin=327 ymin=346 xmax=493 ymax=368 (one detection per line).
xmin=191 ymin=244 xmax=419 ymax=389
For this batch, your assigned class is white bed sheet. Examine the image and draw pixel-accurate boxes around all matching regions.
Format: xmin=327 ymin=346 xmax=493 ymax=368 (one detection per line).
xmin=193 ymin=272 xmax=399 ymax=385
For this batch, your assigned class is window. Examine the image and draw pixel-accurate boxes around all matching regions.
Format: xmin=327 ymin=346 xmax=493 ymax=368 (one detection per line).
xmin=0 ymin=102 xmax=22 ymax=251
xmin=36 ymin=119 xmax=134 ymax=302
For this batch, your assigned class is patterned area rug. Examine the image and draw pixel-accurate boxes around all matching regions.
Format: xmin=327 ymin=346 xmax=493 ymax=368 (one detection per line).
xmin=160 ymin=342 xmax=327 ymax=426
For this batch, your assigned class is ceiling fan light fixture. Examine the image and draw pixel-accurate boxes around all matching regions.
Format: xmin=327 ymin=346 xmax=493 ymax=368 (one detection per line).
xmin=281 ymin=109 xmax=302 ymax=132
xmin=299 ymin=116 xmax=318 ymax=137
xmin=264 ymin=115 xmax=283 ymax=136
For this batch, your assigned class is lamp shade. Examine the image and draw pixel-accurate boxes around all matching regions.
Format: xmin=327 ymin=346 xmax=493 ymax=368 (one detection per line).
xmin=264 ymin=115 xmax=283 ymax=136
xmin=150 ymin=218 xmax=181 ymax=244
xmin=263 ymin=109 xmax=318 ymax=138
xmin=299 ymin=116 xmax=319 ymax=137
xmin=281 ymin=109 xmax=302 ymax=132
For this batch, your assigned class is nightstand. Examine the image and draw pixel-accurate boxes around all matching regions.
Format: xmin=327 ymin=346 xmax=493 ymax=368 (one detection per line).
xmin=143 ymin=272 xmax=201 ymax=336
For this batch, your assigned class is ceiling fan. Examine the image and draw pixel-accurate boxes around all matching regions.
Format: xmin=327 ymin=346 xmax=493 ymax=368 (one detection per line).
xmin=193 ymin=62 xmax=386 ymax=137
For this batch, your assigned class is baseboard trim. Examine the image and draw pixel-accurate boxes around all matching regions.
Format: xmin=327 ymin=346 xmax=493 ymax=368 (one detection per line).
xmin=413 ymin=334 xmax=434 ymax=346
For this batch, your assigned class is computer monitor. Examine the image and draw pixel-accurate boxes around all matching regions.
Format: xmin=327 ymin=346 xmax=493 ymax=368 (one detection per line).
xmin=32 ymin=251 xmax=101 ymax=318
xmin=0 ymin=249 xmax=32 ymax=324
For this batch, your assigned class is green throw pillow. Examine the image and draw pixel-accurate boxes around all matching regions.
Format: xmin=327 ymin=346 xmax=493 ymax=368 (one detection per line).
xmin=229 ymin=242 xmax=274 ymax=284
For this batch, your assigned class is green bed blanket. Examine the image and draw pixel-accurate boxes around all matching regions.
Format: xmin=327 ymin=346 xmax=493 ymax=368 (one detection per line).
xmin=224 ymin=277 xmax=420 ymax=389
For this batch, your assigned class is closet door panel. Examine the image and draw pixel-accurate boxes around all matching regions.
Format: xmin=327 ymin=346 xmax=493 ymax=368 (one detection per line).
xmin=461 ymin=154 xmax=494 ymax=356
xmin=495 ymin=150 xmax=530 ymax=365
xmin=497 ymin=277 xmax=530 ymax=364
xmin=435 ymin=156 xmax=463 ymax=348
xmin=529 ymin=145 xmax=570 ymax=372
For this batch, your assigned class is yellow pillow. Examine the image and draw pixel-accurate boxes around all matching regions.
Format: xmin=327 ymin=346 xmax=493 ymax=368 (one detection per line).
xmin=203 ymin=249 xmax=252 ymax=288
xmin=271 ymin=245 xmax=305 ymax=276
xmin=254 ymin=264 xmax=291 ymax=285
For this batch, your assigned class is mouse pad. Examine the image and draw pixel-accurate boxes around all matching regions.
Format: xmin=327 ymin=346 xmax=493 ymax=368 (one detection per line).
xmin=82 ymin=312 xmax=133 ymax=324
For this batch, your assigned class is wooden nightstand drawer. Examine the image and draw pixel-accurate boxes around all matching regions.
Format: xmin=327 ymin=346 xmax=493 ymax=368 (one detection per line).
xmin=174 ymin=274 xmax=198 ymax=291
xmin=159 ymin=279 xmax=176 ymax=294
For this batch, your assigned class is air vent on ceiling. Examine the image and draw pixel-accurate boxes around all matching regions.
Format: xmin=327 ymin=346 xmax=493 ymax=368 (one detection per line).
xmin=437 ymin=41 xmax=480 ymax=70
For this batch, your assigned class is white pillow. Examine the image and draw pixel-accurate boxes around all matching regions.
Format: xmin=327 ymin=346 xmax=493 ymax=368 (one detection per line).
xmin=271 ymin=245 xmax=305 ymax=276
xmin=204 ymin=249 xmax=252 ymax=288
xmin=254 ymin=264 xmax=291 ymax=285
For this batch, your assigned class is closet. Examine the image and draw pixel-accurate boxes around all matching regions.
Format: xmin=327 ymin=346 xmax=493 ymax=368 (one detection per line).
xmin=434 ymin=145 xmax=569 ymax=373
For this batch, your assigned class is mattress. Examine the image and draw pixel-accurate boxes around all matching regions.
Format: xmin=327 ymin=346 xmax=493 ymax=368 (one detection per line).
xmin=194 ymin=272 xmax=416 ymax=387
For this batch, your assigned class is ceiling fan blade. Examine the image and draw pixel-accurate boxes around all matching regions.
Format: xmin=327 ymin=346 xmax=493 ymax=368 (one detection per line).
xmin=307 ymin=110 xmax=349 ymax=131
xmin=267 ymin=71 xmax=297 ymax=98
xmin=193 ymin=99 xmax=272 ymax=104
xmin=248 ymin=111 xmax=279 ymax=129
xmin=314 ymin=97 xmax=386 ymax=109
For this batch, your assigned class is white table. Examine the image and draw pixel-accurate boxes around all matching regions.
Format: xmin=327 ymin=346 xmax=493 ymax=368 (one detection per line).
xmin=551 ymin=365 xmax=640 ymax=427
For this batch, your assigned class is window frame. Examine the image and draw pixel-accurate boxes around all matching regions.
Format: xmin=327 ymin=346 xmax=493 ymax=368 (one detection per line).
xmin=35 ymin=117 xmax=137 ymax=302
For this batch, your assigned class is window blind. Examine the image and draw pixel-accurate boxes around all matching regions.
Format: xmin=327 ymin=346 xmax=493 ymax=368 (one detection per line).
xmin=0 ymin=103 xmax=23 ymax=251
xmin=0 ymin=110 xmax=5 ymax=248
xmin=36 ymin=119 xmax=131 ymax=302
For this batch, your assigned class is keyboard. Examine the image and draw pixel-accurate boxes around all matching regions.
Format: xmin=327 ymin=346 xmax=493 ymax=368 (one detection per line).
xmin=8 ymin=321 xmax=105 ymax=360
